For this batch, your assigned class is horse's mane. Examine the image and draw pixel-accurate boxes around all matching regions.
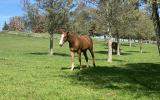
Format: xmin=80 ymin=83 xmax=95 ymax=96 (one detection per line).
xmin=68 ymin=32 xmax=79 ymax=37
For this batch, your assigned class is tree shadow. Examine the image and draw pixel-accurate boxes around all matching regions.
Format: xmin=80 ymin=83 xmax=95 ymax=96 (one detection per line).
xmin=91 ymin=58 xmax=125 ymax=62
xmin=95 ymin=50 xmax=107 ymax=54
xmin=95 ymin=50 xmax=131 ymax=55
xmin=93 ymin=58 xmax=107 ymax=61
xmin=126 ymin=51 xmax=149 ymax=53
xmin=121 ymin=43 xmax=137 ymax=47
xmin=28 ymin=52 xmax=48 ymax=55
xmin=53 ymin=52 xmax=70 ymax=57
xmin=112 ymin=59 xmax=125 ymax=62
xmin=66 ymin=63 xmax=160 ymax=97
xmin=28 ymin=52 xmax=70 ymax=57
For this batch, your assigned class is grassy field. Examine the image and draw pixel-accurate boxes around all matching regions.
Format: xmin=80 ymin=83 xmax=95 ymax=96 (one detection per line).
xmin=0 ymin=32 xmax=160 ymax=100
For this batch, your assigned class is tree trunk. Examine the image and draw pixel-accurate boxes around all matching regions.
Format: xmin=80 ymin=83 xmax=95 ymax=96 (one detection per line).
xmin=107 ymin=21 xmax=112 ymax=63
xmin=107 ymin=38 xmax=112 ymax=63
xmin=140 ymin=39 xmax=143 ymax=54
xmin=116 ymin=32 xmax=120 ymax=55
xmin=149 ymin=40 xmax=151 ymax=44
xmin=134 ymin=39 xmax=136 ymax=43
xmin=49 ymin=32 xmax=54 ymax=55
xmin=152 ymin=0 xmax=160 ymax=55
xmin=117 ymin=42 xmax=120 ymax=55
xmin=157 ymin=38 xmax=160 ymax=55
xmin=129 ymin=36 xmax=132 ymax=47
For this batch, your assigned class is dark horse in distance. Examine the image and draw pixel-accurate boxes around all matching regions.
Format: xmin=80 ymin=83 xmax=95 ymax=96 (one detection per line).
xmin=112 ymin=42 xmax=118 ymax=53
xmin=59 ymin=31 xmax=96 ymax=70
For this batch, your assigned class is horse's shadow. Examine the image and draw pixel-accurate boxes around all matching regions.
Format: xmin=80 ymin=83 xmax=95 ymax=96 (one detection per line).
xmin=61 ymin=67 xmax=80 ymax=70
xmin=66 ymin=63 xmax=160 ymax=96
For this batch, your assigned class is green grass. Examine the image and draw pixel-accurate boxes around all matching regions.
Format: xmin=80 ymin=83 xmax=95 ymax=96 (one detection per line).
xmin=0 ymin=32 xmax=160 ymax=100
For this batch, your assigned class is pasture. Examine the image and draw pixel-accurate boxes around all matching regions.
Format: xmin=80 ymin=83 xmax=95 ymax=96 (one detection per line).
xmin=0 ymin=32 xmax=160 ymax=100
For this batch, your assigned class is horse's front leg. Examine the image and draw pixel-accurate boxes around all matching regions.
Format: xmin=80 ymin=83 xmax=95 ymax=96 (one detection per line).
xmin=70 ymin=51 xmax=75 ymax=70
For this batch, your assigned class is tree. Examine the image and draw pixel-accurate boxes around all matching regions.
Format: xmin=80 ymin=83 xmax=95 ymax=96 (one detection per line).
xmin=38 ymin=0 xmax=70 ymax=55
xmin=135 ymin=13 xmax=154 ymax=53
xmin=22 ymin=0 xmax=72 ymax=55
xmin=22 ymin=0 xmax=47 ymax=33
xmin=95 ymin=0 xmax=137 ymax=62
xmin=143 ymin=0 xmax=160 ymax=54
xmin=151 ymin=0 xmax=160 ymax=55
xmin=2 ymin=21 xmax=9 ymax=31
xmin=31 ymin=16 xmax=47 ymax=33
xmin=8 ymin=16 xmax=24 ymax=31
xmin=95 ymin=0 xmax=113 ymax=62
xmin=69 ymin=1 xmax=96 ymax=34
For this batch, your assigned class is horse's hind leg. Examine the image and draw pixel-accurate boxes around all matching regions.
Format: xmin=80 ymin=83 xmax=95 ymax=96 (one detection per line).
xmin=78 ymin=50 xmax=82 ymax=69
xmin=83 ymin=50 xmax=89 ymax=67
xmin=89 ymin=49 xmax=96 ymax=67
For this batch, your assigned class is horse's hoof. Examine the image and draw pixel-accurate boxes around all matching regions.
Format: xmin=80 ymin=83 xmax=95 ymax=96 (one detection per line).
xmin=70 ymin=68 xmax=74 ymax=71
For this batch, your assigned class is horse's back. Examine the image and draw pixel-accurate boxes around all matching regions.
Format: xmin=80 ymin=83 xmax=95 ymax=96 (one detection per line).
xmin=79 ymin=35 xmax=93 ymax=50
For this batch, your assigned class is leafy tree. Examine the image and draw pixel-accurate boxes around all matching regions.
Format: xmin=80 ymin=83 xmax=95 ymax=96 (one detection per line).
xmin=36 ymin=0 xmax=71 ymax=55
xmin=22 ymin=0 xmax=72 ymax=55
xmin=31 ymin=16 xmax=47 ymax=33
xmin=134 ymin=13 xmax=154 ymax=53
xmin=69 ymin=1 xmax=96 ymax=34
xmin=94 ymin=0 xmax=137 ymax=61
xmin=151 ymin=0 xmax=160 ymax=55
xmin=143 ymin=0 xmax=160 ymax=54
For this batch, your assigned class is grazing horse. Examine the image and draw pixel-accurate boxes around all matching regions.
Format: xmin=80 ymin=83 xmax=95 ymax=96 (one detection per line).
xmin=112 ymin=42 xmax=118 ymax=53
xmin=59 ymin=31 xmax=96 ymax=70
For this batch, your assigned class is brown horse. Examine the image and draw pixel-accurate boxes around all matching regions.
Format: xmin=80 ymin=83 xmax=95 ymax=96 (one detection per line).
xmin=59 ymin=31 xmax=96 ymax=70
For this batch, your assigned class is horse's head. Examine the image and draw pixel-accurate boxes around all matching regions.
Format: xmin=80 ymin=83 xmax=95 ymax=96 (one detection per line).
xmin=59 ymin=31 xmax=69 ymax=47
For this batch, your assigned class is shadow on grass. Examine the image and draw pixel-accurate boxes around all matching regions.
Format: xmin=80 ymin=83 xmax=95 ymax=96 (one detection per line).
xmin=53 ymin=52 xmax=70 ymax=57
xmin=95 ymin=50 xmax=132 ymax=55
xmin=95 ymin=50 xmax=107 ymax=54
xmin=67 ymin=63 xmax=160 ymax=95
xmin=61 ymin=66 xmax=80 ymax=70
xmin=90 ymin=58 xmax=125 ymax=62
xmin=121 ymin=43 xmax=137 ymax=47
xmin=29 ymin=52 xmax=48 ymax=55
xmin=126 ymin=51 xmax=149 ymax=53
xmin=28 ymin=52 xmax=70 ymax=57
xmin=61 ymin=65 xmax=91 ymax=70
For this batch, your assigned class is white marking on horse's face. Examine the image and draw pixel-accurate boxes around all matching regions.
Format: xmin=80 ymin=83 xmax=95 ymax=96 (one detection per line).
xmin=59 ymin=34 xmax=65 ymax=46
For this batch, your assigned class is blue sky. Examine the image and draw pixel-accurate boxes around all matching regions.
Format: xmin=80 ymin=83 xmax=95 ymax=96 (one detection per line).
xmin=0 ymin=0 xmax=23 ymax=30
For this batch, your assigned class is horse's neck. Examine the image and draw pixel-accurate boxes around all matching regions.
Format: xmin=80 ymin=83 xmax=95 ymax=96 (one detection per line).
xmin=67 ymin=34 xmax=78 ymax=46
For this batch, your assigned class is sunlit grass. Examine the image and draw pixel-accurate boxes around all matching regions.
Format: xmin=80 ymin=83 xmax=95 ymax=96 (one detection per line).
xmin=0 ymin=32 xmax=159 ymax=100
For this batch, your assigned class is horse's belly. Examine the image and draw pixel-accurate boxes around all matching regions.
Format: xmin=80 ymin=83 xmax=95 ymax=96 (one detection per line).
xmin=70 ymin=47 xmax=78 ymax=52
